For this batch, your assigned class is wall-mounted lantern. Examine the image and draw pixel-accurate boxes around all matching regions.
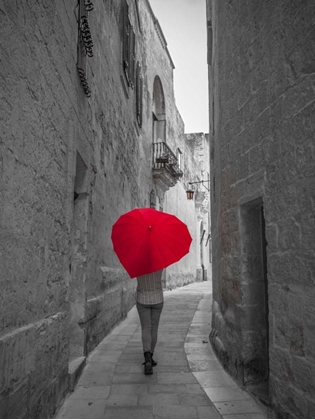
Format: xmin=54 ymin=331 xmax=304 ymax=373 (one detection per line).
xmin=186 ymin=189 xmax=195 ymax=200
xmin=186 ymin=179 xmax=210 ymax=200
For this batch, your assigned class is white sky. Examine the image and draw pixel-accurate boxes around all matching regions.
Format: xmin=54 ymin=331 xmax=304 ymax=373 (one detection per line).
xmin=149 ymin=0 xmax=209 ymax=134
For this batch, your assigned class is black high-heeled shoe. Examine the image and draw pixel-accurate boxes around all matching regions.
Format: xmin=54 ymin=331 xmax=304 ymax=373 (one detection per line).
xmin=143 ymin=351 xmax=153 ymax=375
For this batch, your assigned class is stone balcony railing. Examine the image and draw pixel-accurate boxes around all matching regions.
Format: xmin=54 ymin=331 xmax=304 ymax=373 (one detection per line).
xmin=152 ymin=141 xmax=183 ymax=189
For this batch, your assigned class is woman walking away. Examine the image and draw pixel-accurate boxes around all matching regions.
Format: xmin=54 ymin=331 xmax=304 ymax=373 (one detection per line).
xmin=136 ymin=269 xmax=164 ymax=375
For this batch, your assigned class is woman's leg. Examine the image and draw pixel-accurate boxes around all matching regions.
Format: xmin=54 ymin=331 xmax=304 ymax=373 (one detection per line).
xmin=136 ymin=302 xmax=152 ymax=352
xmin=150 ymin=302 xmax=164 ymax=353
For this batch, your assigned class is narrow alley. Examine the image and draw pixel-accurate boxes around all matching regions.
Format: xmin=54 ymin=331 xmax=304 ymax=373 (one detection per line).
xmin=56 ymin=281 xmax=267 ymax=419
xmin=1 ymin=0 xmax=315 ymax=418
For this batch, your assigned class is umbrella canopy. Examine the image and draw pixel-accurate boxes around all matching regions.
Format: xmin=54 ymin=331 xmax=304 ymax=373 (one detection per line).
xmin=111 ymin=207 xmax=192 ymax=278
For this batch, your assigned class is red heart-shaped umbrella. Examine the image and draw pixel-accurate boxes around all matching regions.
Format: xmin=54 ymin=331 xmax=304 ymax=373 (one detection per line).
xmin=111 ymin=207 xmax=192 ymax=278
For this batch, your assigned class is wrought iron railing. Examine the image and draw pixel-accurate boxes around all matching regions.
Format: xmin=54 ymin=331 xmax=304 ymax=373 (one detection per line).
xmin=152 ymin=142 xmax=183 ymax=179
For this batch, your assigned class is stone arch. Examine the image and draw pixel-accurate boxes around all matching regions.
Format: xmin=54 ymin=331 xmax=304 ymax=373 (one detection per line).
xmin=153 ymin=76 xmax=165 ymax=118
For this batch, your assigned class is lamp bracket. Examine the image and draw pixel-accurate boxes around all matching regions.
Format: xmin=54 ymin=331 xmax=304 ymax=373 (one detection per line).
xmin=188 ymin=179 xmax=210 ymax=191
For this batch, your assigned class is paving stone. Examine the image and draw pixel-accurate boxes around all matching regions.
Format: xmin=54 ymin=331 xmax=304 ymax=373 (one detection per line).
xmin=69 ymin=385 xmax=111 ymax=400
xmin=153 ymin=404 xmax=198 ymax=419
xmin=84 ymin=362 xmax=116 ymax=373
xmin=57 ymin=399 xmax=107 ymax=419
xmin=159 ymin=324 xmax=190 ymax=329
xmin=214 ymin=400 xmax=267 ymax=415
xmin=158 ymin=346 xmax=186 ymax=353
xmin=129 ymin=337 xmax=142 ymax=342
xmin=88 ymin=352 xmax=122 ymax=363
xmin=109 ymin=331 xmax=136 ymax=338
xmin=185 ymin=340 xmax=211 ymax=347
xmin=162 ymin=349 xmax=187 ymax=356
xmin=103 ymin=406 xmax=153 ymax=419
xmin=156 ymin=333 xmax=188 ymax=340
xmin=153 ymin=365 xmax=191 ymax=373
xmin=186 ymin=347 xmax=215 ymax=355
xmin=121 ymin=346 xmax=142 ymax=353
xmin=96 ymin=341 xmax=127 ymax=350
xmin=138 ymin=393 xmax=181 ymax=406
xmin=111 ymin=325 xmax=138 ymax=333
xmin=115 ymin=365 xmax=143 ymax=374
xmin=197 ymin=405 xmax=222 ymax=419
xmin=155 ymin=358 xmax=188 ymax=367
xmin=103 ymin=335 xmax=135 ymax=342
xmin=157 ymin=372 xmax=198 ymax=384
xmin=162 ymin=315 xmax=196 ymax=320
xmin=155 ymin=357 xmax=188 ymax=366
xmin=110 ymin=384 xmax=148 ymax=395
xmin=78 ymin=371 xmax=113 ymax=386
xmin=187 ymin=353 xmax=219 ymax=361
xmin=104 ymin=394 xmax=138 ymax=406
xmin=112 ymin=373 xmax=158 ymax=384
xmin=188 ymin=359 xmax=223 ymax=372
xmin=156 ymin=341 xmax=184 ymax=348
xmin=204 ymin=386 xmax=252 ymax=402
xmin=185 ymin=335 xmax=210 ymax=343
xmin=192 ymin=316 xmax=210 ymax=322
xmin=122 ymin=342 xmax=142 ymax=348
xmin=223 ymin=414 xmax=266 ymax=419
xmin=178 ymin=393 xmax=212 ymax=406
xmin=188 ymin=325 xmax=211 ymax=333
xmin=149 ymin=383 xmax=205 ymax=395
xmin=193 ymin=371 xmax=239 ymax=388
xmin=117 ymin=354 xmax=144 ymax=364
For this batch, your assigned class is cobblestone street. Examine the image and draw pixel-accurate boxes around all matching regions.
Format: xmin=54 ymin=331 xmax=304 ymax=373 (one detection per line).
xmin=56 ymin=281 xmax=267 ymax=419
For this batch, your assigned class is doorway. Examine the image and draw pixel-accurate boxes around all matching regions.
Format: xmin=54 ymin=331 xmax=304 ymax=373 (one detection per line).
xmin=69 ymin=152 xmax=89 ymax=361
xmin=240 ymin=199 xmax=269 ymax=394
xmin=200 ymin=222 xmax=205 ymax=281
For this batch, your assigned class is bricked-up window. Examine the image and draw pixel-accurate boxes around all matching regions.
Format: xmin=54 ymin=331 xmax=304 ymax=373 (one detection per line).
xmin=122 ymin=0 xmax=135 ymax=88
xmin=77 ymin=0 xmax=94 ymax=97
xmin=136 ymin=62 xmax=143 ymax=127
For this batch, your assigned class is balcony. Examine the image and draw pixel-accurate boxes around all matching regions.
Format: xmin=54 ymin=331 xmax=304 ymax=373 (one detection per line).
xmin=152 ymin=142 xmax=183 ymax=189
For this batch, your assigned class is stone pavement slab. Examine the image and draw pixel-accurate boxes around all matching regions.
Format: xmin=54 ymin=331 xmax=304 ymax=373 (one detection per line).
xmin=183 ymin=284 xmax=268 ymax=420
xmin=56 ymin=281 xmax=268 ymax=419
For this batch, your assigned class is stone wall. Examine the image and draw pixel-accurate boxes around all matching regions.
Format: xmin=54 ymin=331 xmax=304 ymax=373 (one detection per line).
xmin=0 ymin=1 xmax=77 ymax=416
xmin=164 ymin=132 xmax=211 ymax=289
xmin=0 ymin=0 xmax=209 ymax=417
xmin=208 ymin=0 xmax=315 ymax=418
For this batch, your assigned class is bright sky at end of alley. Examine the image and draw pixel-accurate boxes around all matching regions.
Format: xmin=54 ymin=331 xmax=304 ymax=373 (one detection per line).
xmin=149 ymin=0 xmax=209 ymax=135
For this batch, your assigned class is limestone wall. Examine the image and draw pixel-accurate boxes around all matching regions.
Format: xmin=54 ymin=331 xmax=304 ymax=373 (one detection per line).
xmin=0 ymin=0 xmax=209 ymax=417
xmin=208 ymin=0 xmax=315 ymax=417
xmin=164 ymin=132 xmax=211 ymax=289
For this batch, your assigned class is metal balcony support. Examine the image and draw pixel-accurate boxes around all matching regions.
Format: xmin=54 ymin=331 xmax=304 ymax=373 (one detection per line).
xmin=152 ymin=142 xmax=183 ymax=191
xmin=153 ymin=142 xmax=183 ymax=179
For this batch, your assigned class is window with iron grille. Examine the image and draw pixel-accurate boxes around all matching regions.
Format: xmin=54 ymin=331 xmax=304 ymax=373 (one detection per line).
xmin=136 ymin=62 xmax=143 ymax=127
xmin=77 ymin=0 xmax=94 ymax=98
xmin=122 ymin=0 xmax=135 ymax=88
